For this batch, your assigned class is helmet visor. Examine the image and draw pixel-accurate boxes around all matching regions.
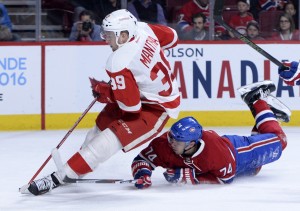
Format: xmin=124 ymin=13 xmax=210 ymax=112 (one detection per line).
xmin=100 ymin=29 xmax=115 ymax=41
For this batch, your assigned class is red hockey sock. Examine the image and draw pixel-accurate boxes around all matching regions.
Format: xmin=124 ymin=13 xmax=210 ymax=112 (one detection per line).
xmin=253 ymin=100 xmax=287 ymax=150
xmin=67 ymin=152 xmax=93 ymax=175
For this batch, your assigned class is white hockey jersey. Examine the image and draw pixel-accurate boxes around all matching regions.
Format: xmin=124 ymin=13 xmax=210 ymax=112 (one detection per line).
xmin=105 ymin=22 xmax=180 ymax=118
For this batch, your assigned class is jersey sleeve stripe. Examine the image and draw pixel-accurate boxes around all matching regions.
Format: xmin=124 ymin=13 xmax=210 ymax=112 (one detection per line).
xmin=116 ymin=100 xmax=141 ymax=112
xmin=162 ymin=27 xmax=178 ymax=50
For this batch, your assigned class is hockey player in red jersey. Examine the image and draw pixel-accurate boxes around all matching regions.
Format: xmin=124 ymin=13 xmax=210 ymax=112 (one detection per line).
xmin=177 ymin=0 xmax=224 ymax=37
xmin=131 ymin=80 xmax=291 ymax=188
xmin=24 ymin=9 xmax=180 ymax=195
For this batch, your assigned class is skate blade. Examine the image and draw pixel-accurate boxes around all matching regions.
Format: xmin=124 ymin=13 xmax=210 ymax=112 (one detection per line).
xmin=19 ymin=184 xmax=30 ymax=194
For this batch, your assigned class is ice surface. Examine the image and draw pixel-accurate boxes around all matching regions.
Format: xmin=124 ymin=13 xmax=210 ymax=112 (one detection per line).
xmin=0 ymin=127 xmax=299 ymax=211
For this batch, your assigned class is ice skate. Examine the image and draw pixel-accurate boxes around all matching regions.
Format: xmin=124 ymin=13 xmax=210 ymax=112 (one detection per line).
xmin=237 ymin=80 xmax=291 ymax=122
xmin=265 ymin=95 xmax=291 ymax=122
xmin=27 ymin=172 xmax=63 ymax=196
xmin=237 ymin=80 xmax=276 ymax=105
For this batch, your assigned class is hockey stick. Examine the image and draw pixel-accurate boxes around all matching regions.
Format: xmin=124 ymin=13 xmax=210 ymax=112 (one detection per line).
xmin=51 ymin=149 xmax=140 ymax=184
xmin=19 ymin=178 xmax=139 ymax=194
xmin=19 ymin=178 xmax=137 ymax=194
xmin=63 ymin=177 xmax=140 ymax=184
xmin=24 ymin=97 xmax=98 ymax=186
xmin=213 ymin=0 xmax=287 ymax=70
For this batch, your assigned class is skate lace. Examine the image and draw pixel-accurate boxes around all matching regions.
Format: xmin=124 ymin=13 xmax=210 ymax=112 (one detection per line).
xmin=35 ymin=176 xmax=54 ymax=192
xmin=259 ymin=88 xmax=270 ymax=99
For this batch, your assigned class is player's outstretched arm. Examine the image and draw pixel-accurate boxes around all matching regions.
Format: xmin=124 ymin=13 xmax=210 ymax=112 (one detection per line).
xmin=278 ymin=61 xmax=300 ymax=86
xmin=131 ymin=156 xmax=153 ymax=189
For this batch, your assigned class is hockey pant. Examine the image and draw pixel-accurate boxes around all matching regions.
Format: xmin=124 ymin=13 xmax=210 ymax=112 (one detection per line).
xmin=58 ymin=103 xmax=169 ymax=179
xmin=224 ymin=133 xmax=283 ymax=177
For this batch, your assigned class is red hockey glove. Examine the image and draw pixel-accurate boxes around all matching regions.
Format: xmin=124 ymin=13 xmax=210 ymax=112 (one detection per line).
xmin=89 ymin=78 xmax=115 ymax=103
xmin=131 ymin=160 xmax=152 ymax=189
xmin=163 ymin=168 xmax=199 ymax=185
xmin=278 ymin=61 xmax=300 ymax=86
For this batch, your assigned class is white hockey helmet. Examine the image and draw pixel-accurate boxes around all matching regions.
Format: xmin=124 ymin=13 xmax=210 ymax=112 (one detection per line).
xmin=101 ymin=9 xmax=137 ymax=44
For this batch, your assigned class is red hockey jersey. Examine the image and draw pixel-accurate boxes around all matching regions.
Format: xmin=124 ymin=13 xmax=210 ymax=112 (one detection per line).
xmin=138 ymin=130 xmax=236 ymax=184
xmin=177 ymin=0 xmax=224 ymax=33
xmin=229 ymin=14 xmax=254 ymax=35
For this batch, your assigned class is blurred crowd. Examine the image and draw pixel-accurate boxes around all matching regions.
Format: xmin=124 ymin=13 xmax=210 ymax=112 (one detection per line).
xmin=0 ymin=0 xmax=299 ymax=41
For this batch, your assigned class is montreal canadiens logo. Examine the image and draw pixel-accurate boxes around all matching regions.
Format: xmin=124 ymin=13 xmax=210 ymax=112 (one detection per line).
xmin=189 ymin=127 xmax=196 ymax=133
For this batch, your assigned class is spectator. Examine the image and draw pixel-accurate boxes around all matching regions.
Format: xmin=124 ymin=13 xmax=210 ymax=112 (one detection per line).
xmin=0 ymin=25 xmax=12 ymax=41
xmin=177 ymin=0 xmax=225 ymax=39
xmin=69 ymin=10 xmax=102 ymax=41
xmin=245 ymin=20 xmax=265 ymax=40
xmin=249 ymin=0 xmax=260 ymax=20
xmin=127 ymin=0 xmax=167 ymax=25
xmin=228 ymin=0 xmax=254 ymax=38
xmin=69 ymin=0 xmax=95 ymax=22
xmin=284 ymin=1 xmax=298 ymax=29
xmin=271 ymin=13 xmax=299 ymax=40
xmin=180 ymin=12 xmax=209 ymax=40
xmin=0 ymin=3 xmax=12 ymax=31
xmin=258 ymin=0 xmax=287 ymax=11
xmin=72 ymin=0 xmax=121 ymax=24
xmin=98 ymin=0 xmax=121 ymax=22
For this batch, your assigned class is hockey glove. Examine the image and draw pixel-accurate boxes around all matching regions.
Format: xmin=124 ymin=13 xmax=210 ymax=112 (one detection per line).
xmin=131 ymin=160 xmax=152 ymax=189
xmin=89 ymin=77 xmax=115 ymax=103
xmin=163 ymin=168 xmax=199 ymax=185
xmin=278 ymin=61 xmax=300 ymax=86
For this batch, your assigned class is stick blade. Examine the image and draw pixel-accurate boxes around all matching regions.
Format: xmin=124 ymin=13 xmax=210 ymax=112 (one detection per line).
xmin=19 ymin=184 xmax=30 ymax=194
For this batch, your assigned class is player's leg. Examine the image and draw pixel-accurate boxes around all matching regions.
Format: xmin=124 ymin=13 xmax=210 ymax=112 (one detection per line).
xmin=225 ymin=133 xmax=283 ymax=177
xmin=227 ymin=81 xmax=290 ymax=177
xmin=252 ymin=98 xmax=288 ymax=150
xmin=65 ymin=128 xmax=123 ymax=175
xmin=237 ymin=80 xmax=291 ymax=122
xmin=81 ymin=125 xmax=102 ymax=149
xmin=27 ymin=104 xmax=169 ymax=195
xmin=237 ymin=80 xmax=290 ymax=149
xmin=27 ymin=128 xmax=122 ymax=195
xmin=64 ymin=104 xmax=169 ymax=178
xmin=81 ymin=103 xmax=123 ymax=149
xmin=96 ymin=103 xmax=169 ymax=152
xmin=251 ymin=124 xmax=259 ymax=135
xmin=27 ymin=104 xmax=122 ymax=195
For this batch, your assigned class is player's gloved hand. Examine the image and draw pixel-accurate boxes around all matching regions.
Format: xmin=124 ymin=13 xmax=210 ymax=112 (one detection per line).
xmin=278 ymin=61 xmax=300 ymax=86
xmin=163 ymin=168 xmax=199 ymax=185
xmin=131 ymin=160 xmax=152 ymax=189
xmin=89 ymin=77 xmax=115 ymax=103
xmin=134 ymin=175 xmax=152 ymax=189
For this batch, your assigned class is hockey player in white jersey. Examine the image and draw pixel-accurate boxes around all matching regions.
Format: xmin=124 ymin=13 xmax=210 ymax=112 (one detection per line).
xmin=23 ymin=9 xmax=180 ymax=195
